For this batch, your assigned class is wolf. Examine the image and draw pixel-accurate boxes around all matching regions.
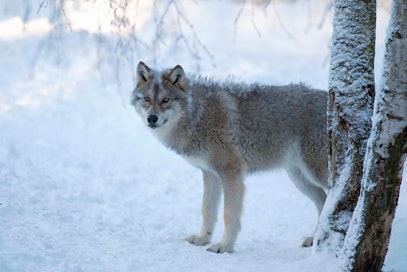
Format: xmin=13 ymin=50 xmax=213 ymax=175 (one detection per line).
xmin=131 ymin=61 xmax=328 ymax=253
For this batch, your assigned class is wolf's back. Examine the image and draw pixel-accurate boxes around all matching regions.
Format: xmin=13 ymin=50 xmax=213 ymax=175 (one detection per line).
xmin=186 ymin=80 xmax=327 ymax=173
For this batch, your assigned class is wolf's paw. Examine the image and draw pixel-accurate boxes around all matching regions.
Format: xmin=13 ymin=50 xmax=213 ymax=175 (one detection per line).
xmin=207 ymin=243 xmax=234 ymax=254
xmin=301 ymin=236 xmax=314 ymax=247
xmin=186 ymin=235 xmax=210 ymax=246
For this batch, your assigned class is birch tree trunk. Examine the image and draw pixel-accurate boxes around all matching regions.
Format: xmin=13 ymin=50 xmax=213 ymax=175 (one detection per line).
xmin=341 ymin=1 xmax=407 ymax=271
xmin=314 ymin=0 xmax=376 ymax=251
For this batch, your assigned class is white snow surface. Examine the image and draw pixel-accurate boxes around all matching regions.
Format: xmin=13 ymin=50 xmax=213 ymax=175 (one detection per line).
xmin=0 ymin=1 xmax=405 ymax=271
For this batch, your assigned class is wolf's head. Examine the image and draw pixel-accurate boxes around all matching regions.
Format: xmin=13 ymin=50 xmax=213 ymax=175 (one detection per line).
xmin=132 ymin=62 xmax=188 ymax=133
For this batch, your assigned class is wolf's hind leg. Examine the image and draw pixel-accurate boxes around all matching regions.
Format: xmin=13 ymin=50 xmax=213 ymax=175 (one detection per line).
xmin=286 ymin=166 xmax=327 ymax=247
xmin=186 ymin=170 xmax=222 ymax=246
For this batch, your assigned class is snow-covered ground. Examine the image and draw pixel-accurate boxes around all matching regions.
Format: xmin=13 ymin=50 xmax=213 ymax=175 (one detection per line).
xmin=0 ymin=1 xmax=405 ymax=271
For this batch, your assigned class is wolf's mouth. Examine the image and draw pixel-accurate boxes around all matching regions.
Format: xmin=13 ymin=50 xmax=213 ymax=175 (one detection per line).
xmin=147 ymin=119 xmax=167 ymax=128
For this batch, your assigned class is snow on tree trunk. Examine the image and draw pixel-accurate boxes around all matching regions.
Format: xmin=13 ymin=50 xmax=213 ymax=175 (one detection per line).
xmin=313 ymin=0 xmax=376 ymax=252
xmin=340 ymin=1 xmax=407 ymax=271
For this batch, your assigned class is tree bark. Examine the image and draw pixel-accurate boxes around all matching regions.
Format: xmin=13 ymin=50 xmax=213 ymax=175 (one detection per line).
xmin=341 ymin=1 xmax=407 ymax=271
xmin=314 ymin=0 xmax=376 ymax=251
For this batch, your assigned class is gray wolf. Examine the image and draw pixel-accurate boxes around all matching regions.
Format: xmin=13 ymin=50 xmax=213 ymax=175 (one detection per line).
xmin=131 ymin=61 xmax=328 ymax=253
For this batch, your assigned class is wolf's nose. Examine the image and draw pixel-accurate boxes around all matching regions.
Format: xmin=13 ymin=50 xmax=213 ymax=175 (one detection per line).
xmin=147 ymin=114 xmax=158 ymax=125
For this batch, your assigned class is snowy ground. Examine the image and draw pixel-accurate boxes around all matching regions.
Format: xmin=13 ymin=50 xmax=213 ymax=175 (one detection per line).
xmin=0 ymin=1 xmax=405 ymax=271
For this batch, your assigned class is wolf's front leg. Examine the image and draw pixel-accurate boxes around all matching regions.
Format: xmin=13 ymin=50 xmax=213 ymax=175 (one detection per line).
xmin=186 ymin=170 xmax=222 ymax=246
xmin=207 ymin=170 xmax=244 ymax=253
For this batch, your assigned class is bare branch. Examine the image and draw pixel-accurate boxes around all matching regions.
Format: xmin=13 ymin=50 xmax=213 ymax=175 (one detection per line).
xmin=233 ymin=0 xmax=246 ymax=42
xmin=37 ymin=0 xmax=48 ymax=14
xmin=269 ymin=0 xmax=296 ymax=41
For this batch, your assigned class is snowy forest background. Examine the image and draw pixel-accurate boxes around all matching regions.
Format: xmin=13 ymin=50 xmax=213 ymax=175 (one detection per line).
xmin=0 ymin=0 xmax=406 ymax=271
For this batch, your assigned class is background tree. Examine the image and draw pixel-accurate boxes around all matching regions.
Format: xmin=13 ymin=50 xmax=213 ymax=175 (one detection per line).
xmin=314 ymin=0 xmax=407 ymax=271
xmin=314 ymin=0 xmax=376 ymax=253
xmin=341 ymin=0 xmax=407 ymax=270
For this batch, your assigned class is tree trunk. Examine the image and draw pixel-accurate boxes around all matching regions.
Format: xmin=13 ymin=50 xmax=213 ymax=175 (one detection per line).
xmin=341 ymin=1 xmax=407 ymax=271
xmin=314 ymin=0 xmax=376 ymax=251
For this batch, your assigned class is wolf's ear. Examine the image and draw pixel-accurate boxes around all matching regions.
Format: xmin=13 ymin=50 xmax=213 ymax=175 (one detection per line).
xmin=137 ymin=61 xmax=152 ymax=85
xmin=168 ymin=65 xmax=187 ymax=91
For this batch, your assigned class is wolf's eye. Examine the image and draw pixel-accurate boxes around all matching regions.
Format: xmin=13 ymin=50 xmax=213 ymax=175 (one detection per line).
xmin=162 ymin=97 xmax=170 ymax=103
xmin=144 ymin=97 xmax=151 ymax=102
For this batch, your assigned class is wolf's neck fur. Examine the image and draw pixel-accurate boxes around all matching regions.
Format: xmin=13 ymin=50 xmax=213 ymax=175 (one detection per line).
xmin=156 ymin=86 xmax=208 ymax=155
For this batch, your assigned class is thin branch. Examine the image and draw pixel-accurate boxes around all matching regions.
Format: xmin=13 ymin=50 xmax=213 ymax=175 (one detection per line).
xmin=233 ymin=0 xmax=246 ymax=42
xmin=37 ymin=0 xmax=48 ymax=14
xmin=250 ymin=2 xmax=262 ymax=38
xmin=269 ymin=0 xmax=296 ymax=41
xmin=318 ymin=1 xmax=333 ymax=29
xmin=61 ymin=3 xmax=72 ymax=32
xmin=173 ymin=1 xmax=215 ymax=66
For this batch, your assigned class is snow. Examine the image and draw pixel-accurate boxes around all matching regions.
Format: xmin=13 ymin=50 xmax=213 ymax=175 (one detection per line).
xmin=0 ymin=1 xmax=405 ymax=271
